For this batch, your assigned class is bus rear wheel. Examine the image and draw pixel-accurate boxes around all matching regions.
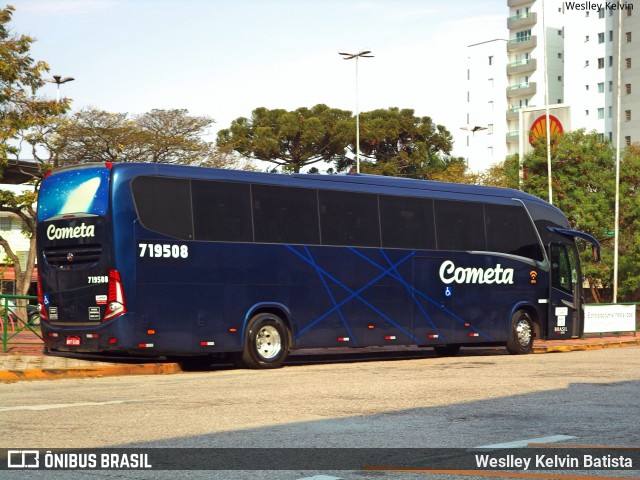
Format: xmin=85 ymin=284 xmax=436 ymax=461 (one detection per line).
xmin=240 ymin=313 xmax=290 ymax=369
xmin=506 ymin=310 xmax=534 ymax=355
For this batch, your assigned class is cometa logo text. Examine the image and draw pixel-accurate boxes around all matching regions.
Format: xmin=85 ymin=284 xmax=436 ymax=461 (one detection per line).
xmin=439 ymin=260 xmax=514 ymax=285
xmin=47 ymin=223 xmax=96 ymax=240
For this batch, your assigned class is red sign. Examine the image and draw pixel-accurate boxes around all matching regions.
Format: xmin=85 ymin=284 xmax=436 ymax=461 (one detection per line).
xmin=529 ymin=114 xmax=563 ymax=145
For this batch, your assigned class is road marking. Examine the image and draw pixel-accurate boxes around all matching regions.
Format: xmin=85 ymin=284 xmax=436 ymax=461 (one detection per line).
xmin=296 ymin=476 xmax=343 ymax=480
xmin=0 ymin=400 xmax=139 ymax=412
xmin=364 ymin=468 xmax=628 ymax=479
xmin=474 ymin=435 xmax=577 ymax=449
xmin=529 ymin=443 xmax=640 ymax=450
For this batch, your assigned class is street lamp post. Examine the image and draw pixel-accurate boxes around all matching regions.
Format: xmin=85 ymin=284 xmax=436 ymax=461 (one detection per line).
xmin=460 ymin=125 xmax=488 ymax=168
xmin=339 ymin=50 xmax=374 ymax=173
xmin=46 ymin=75 xmax=75 ymax=102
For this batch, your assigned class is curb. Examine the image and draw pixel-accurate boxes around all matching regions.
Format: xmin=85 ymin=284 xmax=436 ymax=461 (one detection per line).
xmin=533 ymin=339 xmax=640 ymax=353
xmin=0 ymin=362 xmax=182 ymax=383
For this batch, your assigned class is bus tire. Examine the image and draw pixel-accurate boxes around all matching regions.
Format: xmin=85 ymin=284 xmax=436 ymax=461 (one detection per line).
xmin=433 ymin=344 xmax=460 ymax=357
xmin=506 ymin=310 xmax=534 ymax=355
xmin=241 ymin=313 xmax=290 ymax=369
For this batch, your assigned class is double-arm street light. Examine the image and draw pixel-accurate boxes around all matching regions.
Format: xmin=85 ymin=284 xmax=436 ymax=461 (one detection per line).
xmin=339 ymin=50 xmax=374 ymax=173
xmin=46 ymin=75 xmax=75 ymax=102
xmin=460 ymin=125 xmax=488 ymax=168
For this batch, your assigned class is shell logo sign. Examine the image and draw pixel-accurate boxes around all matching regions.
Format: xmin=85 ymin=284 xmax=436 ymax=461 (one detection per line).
xmin=529 ymin=114 xmax=564 ymax=146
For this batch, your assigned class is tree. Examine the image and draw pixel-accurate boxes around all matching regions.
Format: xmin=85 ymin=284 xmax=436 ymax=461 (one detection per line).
xmin=617 ymin=143 xmax=640 ymax=301
xmin=522 ymin=130 xmax=640 ymax=302
xmin=478 ymin=154 xmax=520 ymax=189
xmin=40 ymin=109 xmax=139 ymax=165
xmin=135 ymin=108 xmax=216 ymax=164
xmin=0 ymin=6 xmax=68 ymax=165
xmin=427 ymin=158 xmax=479 ymax=184
xmin=37 ymin=107 xmax=216 ymax=167
xmin=347 ymin=108 xmax=456 ymax=179
xmin=0 ymin=5 xmax=69 ymax=301
xmin=216 ymin=104 xmax=353 ymax=173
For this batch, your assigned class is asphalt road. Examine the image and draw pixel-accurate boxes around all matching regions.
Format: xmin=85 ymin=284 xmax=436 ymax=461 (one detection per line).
xmin=2 ymin=346 xmax=639 ymax=479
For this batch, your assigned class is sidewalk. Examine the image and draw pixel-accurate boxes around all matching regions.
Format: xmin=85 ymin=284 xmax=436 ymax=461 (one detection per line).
xmin=0 ymin=331 xmax=181 ymax=382
xmin=1 ymin=330 xmax=638 ymax=382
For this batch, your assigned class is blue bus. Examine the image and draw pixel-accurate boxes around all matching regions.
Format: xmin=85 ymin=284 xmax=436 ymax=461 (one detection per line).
xmin=36 ymin=162 xmax=600 ymax=368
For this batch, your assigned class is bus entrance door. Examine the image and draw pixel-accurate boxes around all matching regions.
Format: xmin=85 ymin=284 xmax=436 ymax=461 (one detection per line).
xmin=548 ymin=242 xmax=581 ymax=339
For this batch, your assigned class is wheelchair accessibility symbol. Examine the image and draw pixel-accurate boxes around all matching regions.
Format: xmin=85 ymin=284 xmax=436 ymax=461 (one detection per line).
xmin=445 ymin=286 xmax=453 ymax=297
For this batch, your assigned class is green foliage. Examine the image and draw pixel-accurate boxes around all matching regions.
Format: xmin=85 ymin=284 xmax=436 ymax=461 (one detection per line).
xmin=521 ymin=130 xmax=640 ymax=301
xmin=35 ymin=108 xmax=216 ymax=167
xmin=0 ymin=5 xmax=68 ymax=295
xmin=347 ymin=108 xmax=456 ymax=179
xmin=617 ymin=144 xmax=640 ymax=301
xmin=0 ymin=6 xmax=69 ymax=165
xmin=218 ymin=105 xmax=465 ymax=179
xmin=479 ymin=154 xmax=520 ymax=189
xmin=217 ymin=104 xmax=353 ymax=173
xmin=424 ymin=158 xmax=479 ymax=184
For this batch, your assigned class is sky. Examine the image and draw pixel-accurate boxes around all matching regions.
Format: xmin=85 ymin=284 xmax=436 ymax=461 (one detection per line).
xmin=11 ymin=0 xmax=508 ymax=163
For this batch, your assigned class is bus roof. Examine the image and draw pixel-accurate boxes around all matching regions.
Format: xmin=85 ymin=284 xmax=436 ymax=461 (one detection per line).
xmin=107 ymin=161 xmax=553 ymax=207
xmin=294 ymin=171 xmax=543 ymax=203
xmin=56 ymin=161 xmax=556 ymax=213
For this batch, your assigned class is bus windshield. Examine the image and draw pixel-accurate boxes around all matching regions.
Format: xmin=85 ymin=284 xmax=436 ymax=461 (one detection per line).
xmin=37 ymin=166 xmax=110 ymax=221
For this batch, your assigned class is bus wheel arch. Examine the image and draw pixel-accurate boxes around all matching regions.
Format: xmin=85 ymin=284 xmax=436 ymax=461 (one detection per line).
xmin=506 ymin=308 xmax=537 ymax=355
xmin=243 ymin=304 xmax=293 ymax=347
xmin=240 ymin=309 xmax=291 ymax=369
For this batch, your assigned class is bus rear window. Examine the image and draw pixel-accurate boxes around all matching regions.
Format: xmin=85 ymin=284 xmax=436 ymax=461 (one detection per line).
xmin=38 ymin=167 xmax=110 ymax=221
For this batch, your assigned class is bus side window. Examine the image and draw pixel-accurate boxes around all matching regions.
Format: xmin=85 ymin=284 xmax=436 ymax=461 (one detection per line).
xmin=192 ymin=180 xmax=252 ymax=242
xmin=132 ymin=176 xmax=193 ymax=239
xmin=252 ymin=184 xmax=320 ymax=245
xmin=319 ymin=190 xmax=380 ymax=247
xmin=380 ymin=195 xmax=436 ymax=250
xmin=485 ymin=204 xmax=544 ymax=261
xmin=434 ymin=200 xmax=486 ymax=251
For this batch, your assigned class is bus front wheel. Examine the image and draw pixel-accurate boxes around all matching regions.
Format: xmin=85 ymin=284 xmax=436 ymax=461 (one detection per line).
xmin=241 ymin=313 xmax=290 ymax=369
xmin=506 ymin=310 xmax=534 ymax=355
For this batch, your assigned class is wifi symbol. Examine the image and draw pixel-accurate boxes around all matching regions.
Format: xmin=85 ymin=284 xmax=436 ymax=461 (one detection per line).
xmin=530 ymin=271 xmax=538 ymax=284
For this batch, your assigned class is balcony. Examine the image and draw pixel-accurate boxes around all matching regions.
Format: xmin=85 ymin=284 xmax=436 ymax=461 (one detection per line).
xmin=508 ymin=12 xmax=537 ymax=29
xmin=507 ymin=58 xmax=537 ymax=75
xmin=506 ymin=131 xmax=520 ymax=143
xmin=508 ymin=0 xmax=534 ymax=6
xmin=507 ymin=35 xmax=537 ymax=52
xmin=506 ymin=81 xmax=537 ymax=98
xmin=506 ymin=107 xmax=520 ymax=120
xmin=506 ymin=105 xmax=537 ymax=120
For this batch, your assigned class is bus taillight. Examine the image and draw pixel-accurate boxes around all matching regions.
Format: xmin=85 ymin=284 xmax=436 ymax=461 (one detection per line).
xmin=103 ymin=269 xmax=127 ymax=322
xmin=37 ymin=272 xmax=49 ymax=323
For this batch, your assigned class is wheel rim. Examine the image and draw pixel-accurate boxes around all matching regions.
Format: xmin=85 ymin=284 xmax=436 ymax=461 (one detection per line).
xmin=255 ymin=325 xmax=282 ymax=360
xmin=516 ymin=318 xmax=532 ymax=347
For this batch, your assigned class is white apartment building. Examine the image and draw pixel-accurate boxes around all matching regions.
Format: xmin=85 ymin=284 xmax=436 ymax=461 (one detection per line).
xmin=505 ymin=0 xmax=565 ymax=156
xmin=464 ymin=39 xmax=509 ymax=171
xmin=465 ymin=1 xmax=638 ymax=168
xmin=565 ymin=3 xmax=639 ymax=146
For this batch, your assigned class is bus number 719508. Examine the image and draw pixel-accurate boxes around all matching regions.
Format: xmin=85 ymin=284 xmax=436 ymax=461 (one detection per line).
xmin=138 ymin=243 xmax=189 ymax=259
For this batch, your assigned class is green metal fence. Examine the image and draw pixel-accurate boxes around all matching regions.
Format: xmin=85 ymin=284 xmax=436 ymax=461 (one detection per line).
xmin=1 ymin=294 xmax=43 ymax=353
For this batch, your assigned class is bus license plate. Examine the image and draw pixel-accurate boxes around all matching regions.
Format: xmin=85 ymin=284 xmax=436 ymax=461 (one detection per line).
xmin=66 ymin=336 xmax=81 ymax=346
